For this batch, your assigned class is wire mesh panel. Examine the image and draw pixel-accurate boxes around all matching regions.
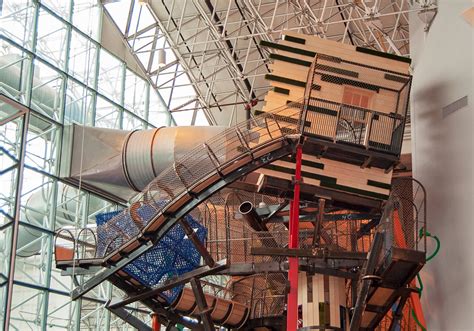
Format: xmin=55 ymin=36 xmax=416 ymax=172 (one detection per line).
xmin=368 ymin=114 xmax=404 ymax=154
xmin=380 ymin=177 xmax=427 ymax=254
xmin=55 ymin=101 xmax=302 ymax=263
xmin=230 ymin=273 xmax=287 ymax=319
xmin=96 ymin=211 xmax=207 ymax=303
xmin=302 ymin=54 xmax=412 ymax=156
xmin=336 ymin=104 xmax=369 ymax=145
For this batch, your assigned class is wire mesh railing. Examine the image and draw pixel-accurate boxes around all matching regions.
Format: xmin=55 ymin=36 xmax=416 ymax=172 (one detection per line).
xmin=303 ymin=97 xmax=407 ymax=154
xmin=230 ymin=273 xmax=287 ymax=319
xmin=302 ymin=53 xmax=412 ymax=156
xmin=54 ymin=52 xmax=414 ymax=267
xmin=379 ymin=177 xmax=427 ymax=254
xmin=55 ymin=101 xmax=303 ymax=262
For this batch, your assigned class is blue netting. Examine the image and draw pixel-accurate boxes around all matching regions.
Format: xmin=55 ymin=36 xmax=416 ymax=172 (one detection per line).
xmin=96 ymin=208 xmax=207 ymax=303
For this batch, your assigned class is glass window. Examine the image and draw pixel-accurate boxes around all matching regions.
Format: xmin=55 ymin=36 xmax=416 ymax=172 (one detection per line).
xmin=64 ymin=79 xmax=94 ymax=125
xmin=68 ymin=30 xmax=98 ymax=88
xmin=41 ymin=0 xmax=72 ymax=20
xmin=14 ymin=227 xmax=52 ymax=285
xmin=148 ymin=89 xmax=169 ymax=127
xmin=0 ymin=0 xmax=36 ymax=50
xmin=25 ymin=115 xmax=61 ymax=175
xmin=103 ymin=0 xmax=132 ymax=34
xmin=98 ymin=49 xmax=124 ymax=105
xmin=122 ymin=110 xmax=145 ymax=130
xmin=31 ymin=60 xmax=65 ymax=122
xmin=194 ymin=109 xmax=210 ymax=126
xmin=124 ymin=69 xmax=148 ymax=119
xmin=36 ymin=8 xmax=69 ymax=70
xmin=46 ymin=293 xmax=76 ymax=328
xmin=10 ymin=285 xmax=46 ymax=328
xmin=168 ymin=66 xmax=196 ymax=110
xmin=95 ymin=95 xmax=121 ymax=129
xmin=0 ymin=40 xmax=32 ymax=105
xmin=172 ymin=109 xmax=195 ymax=126
xmin=72 ymin=0 xmax=101 ymax=41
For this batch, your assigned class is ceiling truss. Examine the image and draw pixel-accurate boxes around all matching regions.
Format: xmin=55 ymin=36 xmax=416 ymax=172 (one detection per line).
xmin=102 ymin=0 xmax=437 ymax=126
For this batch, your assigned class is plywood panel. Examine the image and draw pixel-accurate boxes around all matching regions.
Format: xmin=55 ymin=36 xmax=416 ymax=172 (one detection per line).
xmin=269 ymin=62 xmax=310 ymax=78
xmin=283 ymin=31 xmax=409 ymax=74
xmin=329 ymin=276 xmax=342 ymax=327
xmin=313 ymin=274 xmax=324 ymax=326
xmin=272 ymin=158 xmax=391 ymax=192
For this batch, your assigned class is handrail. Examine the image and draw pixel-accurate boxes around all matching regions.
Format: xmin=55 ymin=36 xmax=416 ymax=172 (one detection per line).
xmin=54 ymin=101 xmax=304 ymax=266
xmin=303 ymin=97 xmax=406 ymax=155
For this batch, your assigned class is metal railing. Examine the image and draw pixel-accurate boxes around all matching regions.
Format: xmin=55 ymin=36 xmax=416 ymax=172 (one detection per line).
xmin=303 ymin=97 xmax=406 ymax=155
xmin=302 ymin=52 xmax=412 ymax=156
xmin=380 ymin=177 xmax=427 ymax=254
xmin=55 ymin=101 xmax=303 ymax=261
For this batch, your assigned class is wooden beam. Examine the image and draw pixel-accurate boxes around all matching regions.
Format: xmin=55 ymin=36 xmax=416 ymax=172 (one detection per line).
xmin=312 ymin=198 xmax=326 ymax=246
xmin=179 ymin=218 xmax=215 ymax=267
xmin=251 ymin=247 xmax=367 ymax=260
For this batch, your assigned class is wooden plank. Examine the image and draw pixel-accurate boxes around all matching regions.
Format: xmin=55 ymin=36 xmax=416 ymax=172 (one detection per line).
xmin=270 ymin=159 xmax=391 ymax=195
xmin=331 ymin=277 xmax=339 ymax=327
xmin=282 ymin=31 xmax=409 ymax=74
xmin=301 ymin=272 xmax=310 ymax=326
xmin=339 ymin=277 xmax=347 ymax=329
xmin=314 ymin=274 xmax=324 ymax=326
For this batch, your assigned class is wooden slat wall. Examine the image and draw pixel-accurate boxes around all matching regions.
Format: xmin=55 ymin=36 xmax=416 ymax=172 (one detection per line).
xmin=254 ymin=31 xmax=410 ymax=201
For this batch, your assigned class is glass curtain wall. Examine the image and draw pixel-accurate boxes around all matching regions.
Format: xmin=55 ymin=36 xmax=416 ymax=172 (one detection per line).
xmin=0 ymin=0 xmax=171 ymax=329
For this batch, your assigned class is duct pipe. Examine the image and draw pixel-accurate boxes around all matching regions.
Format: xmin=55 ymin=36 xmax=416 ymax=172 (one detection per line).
xmin=64 ymin=125 xmax=229 ymax=200
xmin=13 ymin=123 xmax=230 ymax=256
xmin=238 ymin=201 xmax=268 ymax=232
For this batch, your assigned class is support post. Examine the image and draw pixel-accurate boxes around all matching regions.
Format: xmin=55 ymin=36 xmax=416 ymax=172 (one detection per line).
xmin=349 ymin=231 xmax=384 ymax=331
xmin=388 ymin=293 xmax=410 ymax=331
xmin=3 ymin=109 xmax=29 ymax=331
xmin=190 ymin=278 xmax=215 ymax=331
xmin=179 ymin=218 xmax=215 ymax=267
xmin=151 ymin=313 xmax=160 ymax=331
xmin=312 ymin=198 xmax=325 ymax=247
xmin=286 ymin=143 xmax=303 ymax=331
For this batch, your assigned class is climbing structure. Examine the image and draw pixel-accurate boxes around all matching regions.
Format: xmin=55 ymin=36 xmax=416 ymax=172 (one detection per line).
xmin=54 ymin=33 xmax=427 ymax=331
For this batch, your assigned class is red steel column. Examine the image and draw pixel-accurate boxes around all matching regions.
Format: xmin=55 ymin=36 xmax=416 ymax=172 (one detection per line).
xmin=151 ymin=313 xmax=160 ymax=331
xmin=287 ymin=143 xmax=303 ymax=331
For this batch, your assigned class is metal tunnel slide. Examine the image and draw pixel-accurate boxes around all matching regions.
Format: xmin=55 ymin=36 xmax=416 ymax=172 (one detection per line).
xmin=54 ymin=101 xmax=305 ymax=326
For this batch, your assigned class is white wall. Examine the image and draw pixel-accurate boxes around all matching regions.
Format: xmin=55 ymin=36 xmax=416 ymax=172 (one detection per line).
xmin=410 ymin=1 xmax=474 ymax=329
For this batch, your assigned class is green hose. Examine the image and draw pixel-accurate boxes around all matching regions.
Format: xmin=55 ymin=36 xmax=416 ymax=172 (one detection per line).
xmin=426 ymin=234 xmax=440 ymax=262
xmin=416 ymin=273 xmax=423 ymax=296
xmin=418 ymin=228 xmax=441 ymax=262
xmin=412 ymin=309 xmax=427 ymax=331
xmin=410 ymin=228 xmax=441 ymax=330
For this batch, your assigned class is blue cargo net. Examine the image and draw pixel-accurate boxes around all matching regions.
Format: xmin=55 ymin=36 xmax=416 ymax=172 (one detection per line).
xmin=96 ymin=210 xmax=207 ymax=303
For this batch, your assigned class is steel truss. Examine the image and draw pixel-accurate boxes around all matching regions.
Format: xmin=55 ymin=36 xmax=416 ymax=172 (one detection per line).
xmin=102 ymin=0 xmax=437 ymax=126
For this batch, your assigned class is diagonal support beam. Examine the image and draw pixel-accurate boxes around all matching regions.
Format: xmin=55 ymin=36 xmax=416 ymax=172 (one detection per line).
xmin=179 ymin=218 xmax=215 ymax=267
xmin=349 ymin=231 xmax=385 ymax=331
xmin=107 ymin=305 xmax=152 ymax=331
xmin=71 ymin=241 xmax=154 ymax=300
xmin=388 ymin=290 xmax=410 ymax=331
xmin=190 ymin=278 xmax=215 ymax=330
xmin=108 ymin=260 xmax=227 ymax=309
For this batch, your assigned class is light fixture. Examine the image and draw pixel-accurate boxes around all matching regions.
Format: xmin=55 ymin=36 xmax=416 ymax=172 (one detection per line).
xmin=157 ymin=49 xmax=166 ymax=68
xmin=138 ymin=0 xmax=149 ymax=5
